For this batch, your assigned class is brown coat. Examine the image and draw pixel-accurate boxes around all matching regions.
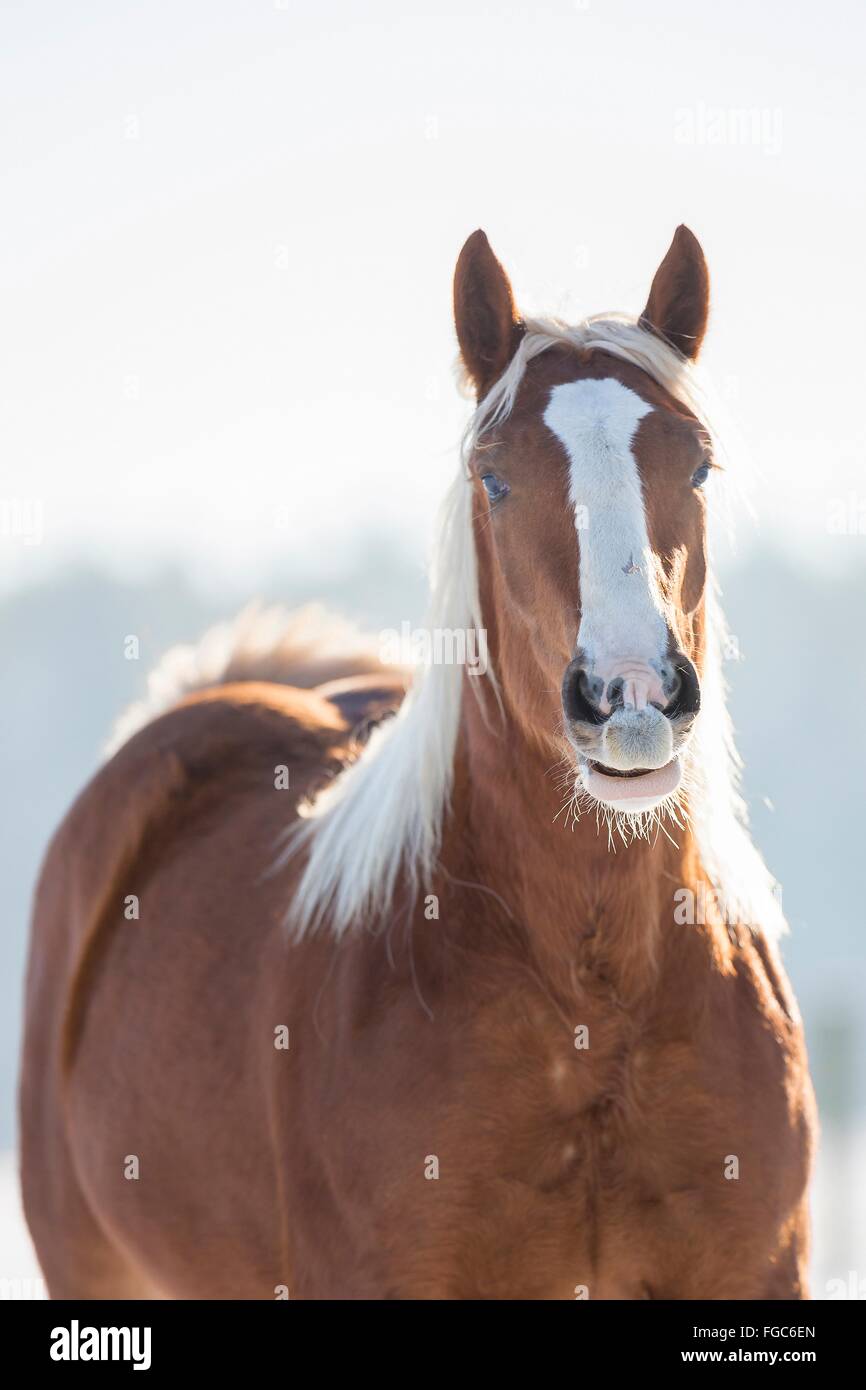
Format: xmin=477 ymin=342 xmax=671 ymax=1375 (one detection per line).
xmin=20 ymin=225 xmax=816 ymax=1299
xmin=20 ymin=670 xmax=814 ymax=1299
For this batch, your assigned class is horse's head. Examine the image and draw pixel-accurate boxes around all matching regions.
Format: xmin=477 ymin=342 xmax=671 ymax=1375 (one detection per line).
xmin=455 ymin=226 xmax=713 ymax=817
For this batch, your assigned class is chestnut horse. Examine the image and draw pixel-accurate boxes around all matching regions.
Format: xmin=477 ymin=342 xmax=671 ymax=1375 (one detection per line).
xmin=21 ymin=226 xmax=815 ymax=1299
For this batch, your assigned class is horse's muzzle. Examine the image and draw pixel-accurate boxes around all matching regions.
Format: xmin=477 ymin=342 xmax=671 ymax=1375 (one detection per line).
xmin=560 ymin=650 xmax=701 ymax=810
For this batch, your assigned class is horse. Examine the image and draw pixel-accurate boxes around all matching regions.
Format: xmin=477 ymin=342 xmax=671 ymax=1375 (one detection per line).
xmin=20 ymin=225 xmax=816 ymax=1299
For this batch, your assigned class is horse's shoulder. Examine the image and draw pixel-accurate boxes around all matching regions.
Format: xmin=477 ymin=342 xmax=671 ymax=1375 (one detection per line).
xmin=33 ymin=676 xmax=403 ymax=1065
xmin=45 ymin=675 xmax=405 ymax=885
xmin=82 ymin=681 xmax=336 ymax=809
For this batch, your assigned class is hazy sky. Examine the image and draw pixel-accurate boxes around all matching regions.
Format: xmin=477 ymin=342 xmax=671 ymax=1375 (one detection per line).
xmin=3 ymin=0 xmax=865 ymax=597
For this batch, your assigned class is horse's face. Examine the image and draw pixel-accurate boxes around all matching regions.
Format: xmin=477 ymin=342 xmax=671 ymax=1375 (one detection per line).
xmin=455 ymin=226 xmax=712 ymax=814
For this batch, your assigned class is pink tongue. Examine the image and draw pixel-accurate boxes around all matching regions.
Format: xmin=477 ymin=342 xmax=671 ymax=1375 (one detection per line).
xmin=585 ymin=757 xmax=681 ymax=803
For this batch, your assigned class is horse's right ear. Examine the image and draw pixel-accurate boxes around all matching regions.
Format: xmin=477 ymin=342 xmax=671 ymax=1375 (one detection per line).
xmin=454 ymin=230 xmax=523 ymax=398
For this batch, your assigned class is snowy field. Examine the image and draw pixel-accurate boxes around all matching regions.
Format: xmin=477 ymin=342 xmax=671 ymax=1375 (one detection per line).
xmin=0 ymin=1154 xmax=45 ymax=1300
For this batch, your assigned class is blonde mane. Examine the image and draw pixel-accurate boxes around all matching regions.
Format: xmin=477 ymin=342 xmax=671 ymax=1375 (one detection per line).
xmin=285 ymin=314 xmax=785 ymax=941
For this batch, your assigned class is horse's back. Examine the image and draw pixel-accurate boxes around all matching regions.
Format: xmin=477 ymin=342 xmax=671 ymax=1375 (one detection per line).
xmin=20 ymin=677 xmax=396 ymax=1297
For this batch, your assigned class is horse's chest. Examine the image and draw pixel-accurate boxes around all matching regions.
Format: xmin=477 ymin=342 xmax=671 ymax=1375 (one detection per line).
xmin=301 ymin=962 xmax=808 ymax=1298
xmin=417 ymin=1001 xmax=761 ymax=1299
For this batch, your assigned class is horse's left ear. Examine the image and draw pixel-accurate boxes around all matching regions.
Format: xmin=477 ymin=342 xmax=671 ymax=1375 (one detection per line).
xmin=454 ymin=230 xmax=524 ymax=398
xmin=640 ymin=225 xmax=710 ymax=360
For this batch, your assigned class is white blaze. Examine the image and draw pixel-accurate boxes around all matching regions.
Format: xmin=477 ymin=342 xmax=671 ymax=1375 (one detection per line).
xmin=543 ymin=377 xmax=667 ymax=701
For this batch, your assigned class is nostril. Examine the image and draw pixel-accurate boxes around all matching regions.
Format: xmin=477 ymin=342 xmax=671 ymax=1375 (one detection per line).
xmin=580 ymin=668 xmax=605 ymax=709
xmin=664 ymin=656 xmax=701 ymax=720
xmin=562 ymin=660 xmax=607 ymax=725
xmin=660 ymin=664 xmax=682 ymax=707
xmin=605 ymin=675 xmax=624 ymax=711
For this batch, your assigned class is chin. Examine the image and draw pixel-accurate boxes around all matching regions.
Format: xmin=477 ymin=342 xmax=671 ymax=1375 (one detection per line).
xmin=578 ymin=752 xmax=684 ymax=815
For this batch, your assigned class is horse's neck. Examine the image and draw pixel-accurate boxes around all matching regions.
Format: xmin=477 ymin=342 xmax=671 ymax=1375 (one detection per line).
xmin=445 ymin=688 xmax=709 ymax=1003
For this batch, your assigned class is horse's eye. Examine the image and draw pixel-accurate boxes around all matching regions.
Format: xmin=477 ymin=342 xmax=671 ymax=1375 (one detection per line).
xmin=481 ymin=473 xmax=510 ymax=504
xmin=691 ymin=459 xmax=712 ymax=489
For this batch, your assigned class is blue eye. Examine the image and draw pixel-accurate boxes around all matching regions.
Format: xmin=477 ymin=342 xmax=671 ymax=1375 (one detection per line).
xmin=481 ymin=473 xmax=510 ymax=504
xmin=691 ymin=460 xmax=712 ymax=488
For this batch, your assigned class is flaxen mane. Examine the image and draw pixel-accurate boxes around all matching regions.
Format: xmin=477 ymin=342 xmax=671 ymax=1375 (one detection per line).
xmin=111 ymin=314 xmax=783 ymax=944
